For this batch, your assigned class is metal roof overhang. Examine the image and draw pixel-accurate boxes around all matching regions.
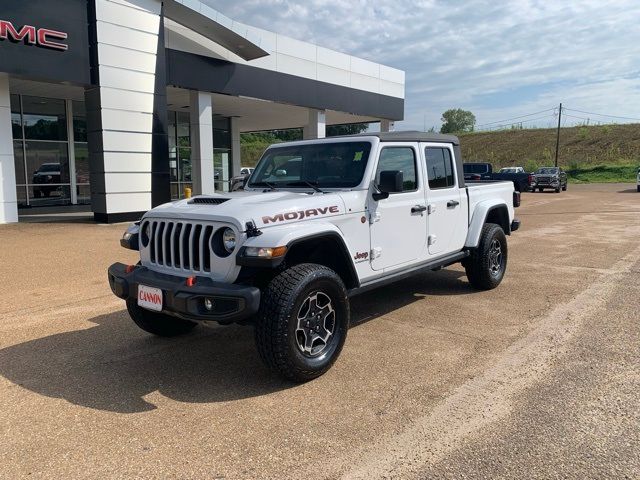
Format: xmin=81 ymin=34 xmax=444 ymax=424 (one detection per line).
xmin=163 ymin=0 xmax=269 ymax=61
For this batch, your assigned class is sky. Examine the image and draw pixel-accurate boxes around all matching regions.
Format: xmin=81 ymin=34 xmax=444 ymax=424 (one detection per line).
xmin=211 ymin=0 xmax=640 ymax=131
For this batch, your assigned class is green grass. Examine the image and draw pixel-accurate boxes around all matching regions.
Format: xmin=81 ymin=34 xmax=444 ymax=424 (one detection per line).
xmin=566 ymin=164 xmax=638 ymax=183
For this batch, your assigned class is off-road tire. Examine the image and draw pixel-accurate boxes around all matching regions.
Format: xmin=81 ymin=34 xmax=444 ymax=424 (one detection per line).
xmin=637 ymin=185 xmax=640 ymax=192
xmin=555 ymin=186 xmax=561 ymax=193
xmin=538 ymin=187 xmax=543 ymax=192
xmin=464 ymin=223 xmax=508 ymax=290
xmin=255 ymin=263 xmax=350 ymax=382
xmin=562 ymin=183 xmax=567 ymax=191
xmin=126 ymin=298 xmax=197 ymax=337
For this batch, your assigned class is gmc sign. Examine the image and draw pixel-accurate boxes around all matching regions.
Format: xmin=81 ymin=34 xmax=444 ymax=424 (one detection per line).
xmin=0 ymin=19 xmax=68 ymax=51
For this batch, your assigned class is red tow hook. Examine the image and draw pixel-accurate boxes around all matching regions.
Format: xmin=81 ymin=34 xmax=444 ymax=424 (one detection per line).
xmin=125 ymin=264 xmax=136 ymax=274
xmin=186 ymin=276 xmax=196 ymax=287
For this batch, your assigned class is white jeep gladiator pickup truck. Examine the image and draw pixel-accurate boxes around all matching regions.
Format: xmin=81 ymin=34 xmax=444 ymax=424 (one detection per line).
xmin=109 ymin=132 xmax=521 ymax=382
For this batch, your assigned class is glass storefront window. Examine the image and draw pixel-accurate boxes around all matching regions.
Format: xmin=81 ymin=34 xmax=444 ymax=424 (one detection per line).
xmin=213 ymin=116 xmax=232 ymax=192
xmin=10 ymin=94 xmax=22 ymax=140
xmin=22 ymin=96 xmax=67 ymax=141
xmin=72 ymin=100 xmax=87 ymax=142
xmin=13 ymin=140 xmax=25 ymax=186
xmin=169 ymin=111 xmax=193 ymax=199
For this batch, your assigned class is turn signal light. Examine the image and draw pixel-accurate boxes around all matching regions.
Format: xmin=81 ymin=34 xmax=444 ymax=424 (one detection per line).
xmin=186 ymin=276 xmax=196 ymax=287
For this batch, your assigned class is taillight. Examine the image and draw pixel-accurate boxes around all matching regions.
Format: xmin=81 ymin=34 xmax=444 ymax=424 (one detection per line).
xmin=513 ymin=191 xmax=521 ymax=208
xmin=528 ymin=174 xmax=534 ymax=185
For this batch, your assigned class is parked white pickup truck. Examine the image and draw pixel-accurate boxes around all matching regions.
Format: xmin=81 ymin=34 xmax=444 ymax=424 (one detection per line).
xmin=109 ymin=132 xmax=521 ymax=381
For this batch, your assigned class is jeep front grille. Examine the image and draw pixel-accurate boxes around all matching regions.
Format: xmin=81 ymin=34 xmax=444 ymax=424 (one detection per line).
xmin=147 ymin=220 xmax=215 ymax=272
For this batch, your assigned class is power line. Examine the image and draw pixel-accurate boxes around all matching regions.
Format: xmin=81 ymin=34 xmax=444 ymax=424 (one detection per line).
xmin=563 ymin=113 xmax=590 ymax=122
xmin=481 ymin=114 xmax=557 ymax=131
xmin=476 ymin=108 xmax=556 ymax=128
xmin=563 ymin=107 xmax=640 ymax=122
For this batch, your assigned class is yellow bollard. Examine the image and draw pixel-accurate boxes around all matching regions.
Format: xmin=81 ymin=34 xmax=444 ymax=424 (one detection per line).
xmin=184 ymin=186 xmax=192 ymax=198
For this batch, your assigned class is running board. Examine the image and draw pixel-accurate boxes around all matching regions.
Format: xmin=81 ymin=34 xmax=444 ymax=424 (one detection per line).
xmin=348 ymin=251 xmax=470 ymax=297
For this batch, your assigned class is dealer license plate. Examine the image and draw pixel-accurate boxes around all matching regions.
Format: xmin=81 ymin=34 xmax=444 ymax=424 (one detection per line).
xmin=137 ymin=284 xmax=163 ymax=312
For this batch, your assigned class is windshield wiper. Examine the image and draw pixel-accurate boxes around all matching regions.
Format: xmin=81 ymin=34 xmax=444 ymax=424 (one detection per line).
xmin=284 ymin=180 xmax=324 ymax=193
xmin=250 ymin=181 xmax=278 ymax=191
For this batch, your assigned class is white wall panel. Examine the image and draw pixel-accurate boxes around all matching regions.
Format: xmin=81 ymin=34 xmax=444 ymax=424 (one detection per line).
xmin=276 ymin=35 xmax=317 ymax=62
xmin=276 ymin=54 xmax=317 ymax=80
xmin=97 ymin=44 xmax=157 ymax=73
xmin=317 ymin=64 xmax=350 ymax=88
xmin=103 ymin=152 xmax=152 ymax=172
xmin=350 ymin=72 xmax=380 ymax=94
xmin=0 ymin=154 xmax=18 ymax=202
xmin=379 ymin=80 xmax=405 ymax=99
xmin=99 ymin=88 xmax=155 ymax=113
xmin=380 ymin=64 xmax=405 ymax=84
xmin=99 ymin=66 xmax=156 ymax=93
xmin=100 ymin=109 xmax=154 ymax=133
xmin=104 ymin=172 xmax=152 ymax=192
xmin=316 ymin=47 xmax=351 ymax=71
xmin=100 ymin=65 xmax=156 ymax=93
xmin=350 ymin=56 xmax=380 ymax=77
xmin=0 ymin=108 xmax=14 ymax=155
xmin=96 ymin=21 xmax=159 ymax=54
xmin=95 ymin=0 xmax=161 ymax=33
xmin=105 ymin=192 xmax=152 ymax=213
xmin=106 ymin=0 xmax=161 ymax=14
xmin=102 ymin=131 xmax=152 ymax=152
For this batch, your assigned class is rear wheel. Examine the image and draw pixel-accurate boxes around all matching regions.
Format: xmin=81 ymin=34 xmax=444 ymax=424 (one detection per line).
xmin=126 ymin=299 xmax=197 ymax=337
xmin=464 ymin=223 xmax=508 ymax=290
xmin=255 ymin=263 xmax=350 ymax=382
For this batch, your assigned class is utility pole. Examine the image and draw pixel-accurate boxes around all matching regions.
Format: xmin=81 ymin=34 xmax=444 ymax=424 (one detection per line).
xmin=554 ymin=103 xmax=562 ymax=167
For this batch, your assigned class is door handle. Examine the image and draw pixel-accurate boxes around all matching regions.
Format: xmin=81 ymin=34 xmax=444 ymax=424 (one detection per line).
xmin=411 ymin=205 xmax=427 ymax=214
xmin=447 ymin=200 xmax=459 ymax=208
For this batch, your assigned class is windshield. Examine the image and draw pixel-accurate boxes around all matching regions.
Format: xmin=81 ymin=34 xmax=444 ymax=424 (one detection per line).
xmin=499 ymin=168 xmax=518 ymax=173
xmin=536 ymin=168 xmax=558 ymax=174
xmin=463 ymin=163 xmax=489 ymax=174
xmin=248 ymin=141 xmax=372 ymax=189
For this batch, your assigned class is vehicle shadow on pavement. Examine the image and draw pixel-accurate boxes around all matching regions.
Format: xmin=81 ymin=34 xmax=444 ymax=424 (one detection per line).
xmin=0 ymin=314 xmax=287 ymax=413
xmin=0 ymin=269 xmax=471 ymax=413
xmin=350 ymin=268 xmax=472 ymax=326
xmin=617 ymin=188 xmax=639 ymax=194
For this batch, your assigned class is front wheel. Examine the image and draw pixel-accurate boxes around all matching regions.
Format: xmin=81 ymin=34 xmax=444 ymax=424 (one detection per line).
xmin=126 ymin=299 xmax=198 ymax=337
xmin=464 ymin=223 xmax=508 ymax=290
xmin=255 ymin=263 xmax=350 ymax=382
xmin=538 ymin=187 xmax=543 ymax=192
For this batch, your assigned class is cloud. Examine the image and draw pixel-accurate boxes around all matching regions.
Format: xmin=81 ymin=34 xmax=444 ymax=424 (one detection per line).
xmin=209 ymin=0 xmax=640 ymax=130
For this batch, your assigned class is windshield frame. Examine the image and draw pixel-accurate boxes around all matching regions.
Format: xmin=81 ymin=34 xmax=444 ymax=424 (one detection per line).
xmin=246 ymin=138 xmax=376 ymax=191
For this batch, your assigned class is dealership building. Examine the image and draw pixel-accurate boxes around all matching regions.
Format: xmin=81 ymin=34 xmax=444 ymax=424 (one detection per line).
xmin=0 ymin=0 xmax=405 ymax=223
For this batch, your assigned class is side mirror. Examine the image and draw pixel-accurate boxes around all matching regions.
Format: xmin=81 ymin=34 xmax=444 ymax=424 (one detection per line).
xmin=373 ymin=170 xmax=403 ymax=200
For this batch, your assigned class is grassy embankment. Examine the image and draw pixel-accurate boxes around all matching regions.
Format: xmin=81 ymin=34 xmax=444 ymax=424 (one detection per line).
xmin=240 ymin=124 xmax=640 ymax=183
xmin=459 ymin=123 xmax=640 ymax=183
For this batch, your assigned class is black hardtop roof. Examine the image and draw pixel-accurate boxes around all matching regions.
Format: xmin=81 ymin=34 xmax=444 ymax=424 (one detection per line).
xmin=340 ymin=130 xmax=460 ymax=145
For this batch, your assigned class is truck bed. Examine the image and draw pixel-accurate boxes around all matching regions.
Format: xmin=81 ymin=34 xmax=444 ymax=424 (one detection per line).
xmin=465 ymin=180 xmax=516 ymax=224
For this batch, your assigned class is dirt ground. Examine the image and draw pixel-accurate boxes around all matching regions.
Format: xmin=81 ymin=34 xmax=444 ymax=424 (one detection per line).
xmin=0 ymin=183 xmax=638 ymax=479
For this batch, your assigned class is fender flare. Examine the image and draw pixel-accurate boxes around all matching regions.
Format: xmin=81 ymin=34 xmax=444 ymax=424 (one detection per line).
xmin=465 ymin=200 xmax=510 ymax=248
xmin=238 ymin=222 xmax=360 ymax=288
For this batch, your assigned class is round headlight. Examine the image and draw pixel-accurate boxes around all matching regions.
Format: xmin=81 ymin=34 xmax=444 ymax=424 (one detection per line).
xmin=222 ymin=228 xmax=236 ymax=253
xmin=141 ymin=222 xmax=151 ymax=247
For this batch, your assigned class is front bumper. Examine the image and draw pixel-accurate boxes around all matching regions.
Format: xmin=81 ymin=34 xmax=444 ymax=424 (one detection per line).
xmin=107 ymin=263 xmax=260 ymax=324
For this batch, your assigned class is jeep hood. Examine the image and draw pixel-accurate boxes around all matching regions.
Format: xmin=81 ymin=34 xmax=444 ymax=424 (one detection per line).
xmin=144 ymin=191 xmax=347 ymax=229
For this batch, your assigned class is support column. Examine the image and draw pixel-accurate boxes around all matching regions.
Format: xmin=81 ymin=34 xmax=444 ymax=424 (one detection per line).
xmin=190 ymin=91 xmax=215 ymax=195
xmin=303 ymin=109 xmax=326 ymax=140
xmin=380 ymin=119 xmax=395 ymax=132
xmin=0 ymin=73 xmax=18 ymax=224
xmin=231 ymin=117 xmax=241 ymax=176
xmin=86 ymin=0 xmax=165 ymax=223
